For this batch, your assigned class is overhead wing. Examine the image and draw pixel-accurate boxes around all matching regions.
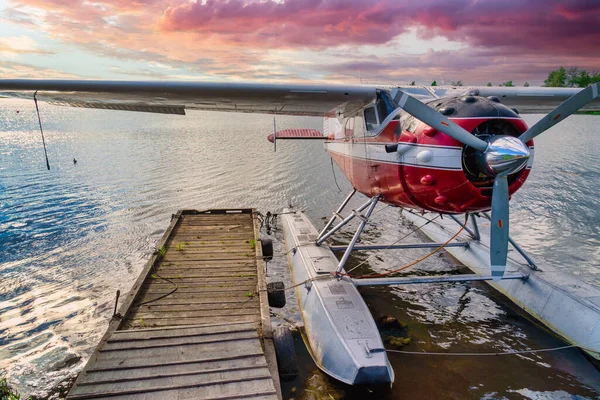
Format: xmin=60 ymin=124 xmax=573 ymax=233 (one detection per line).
xmin=0 ymin=79 xmax=376 ymax=117
xmin=393 ymin=85 xmax=600 ymax=114
xmin=1 ymin=79 xmax=598 ymax=116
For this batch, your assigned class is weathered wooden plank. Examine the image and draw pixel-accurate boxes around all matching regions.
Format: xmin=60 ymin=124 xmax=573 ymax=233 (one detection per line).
xmin=143 ymin=276 xmax=257 ymax=285
xmin=172 ymin=227 xmax=255 ymax=235
xmin=137 ymin=288 xmax=256 ymax=297
xmin=160 ymin=240 xmax=255 ymax=248
xmin=79 ymin=357 xmax=268 ymax=385
xmin=165 ymin=254 xmax=255 ymax=262
xmin=78 ymin=390 xmax=279 ymax=400
xmin=140 ymin=280 xmax=256 ymax=288
xmin=168 ymin=234 xmax=254 ymax=240
xmin=89 ymin=347 xmax=264 ymax=371
xmin=127 ymin=308 xmax=260 ymax=322
xmin=108 ymin=322 xmax=255 ymax=341
xmin=97 ymin=337 xmax=259 ymax=360
xmin=132 ymin=302 xmax=259 ymax=313
xmin=70 ymin=384 xmax=277 ymax=400
xmin=152 ymin=265 xmax=257 ymax=273
xmin=159 ymin=258 xmax=255 ymax=263
xmin=157 ymin=259 xmax=257 ymax=267
xmin=177 ymin=218 xmax=252 ymax=223
xmin=177 ymin=222 xmax=254 ymax=229
xmin=161 ymin=249 xmax=257 ymax=256
xmin=174 ymin=225 xmax=254 ymax=231
xmin=153 ymin=269 xmax=258 ymax=278
xmin=70 ymin=369 xmax=273 ymax=397
xmin=180 ymin=214 xmax=252 ymax=220
xmin=102 ymin=330 xmax=258 ymax=351
xmin=123 ymin=314 xmax=259 ymax=328
xmin=111 ymin=321 xmax=254 ymax=334
xmin=138 ymin=286 xmax=257 ymax=295
xmin=146 ymin=271 xmax=258 ymax=280
xmin=129 ymin=297 xmax=259 ymax=306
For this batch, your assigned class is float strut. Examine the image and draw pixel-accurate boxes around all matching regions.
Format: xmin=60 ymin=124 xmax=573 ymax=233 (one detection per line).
xmin=316 ymin=196 xmax=374 ymax=246
xmin=317 ymin=189 xmax=356 ymax=242
xmin=335 ymin=195 xmax=380 ymax=274
xmin=482 ymin=212 xmax=538 ymax=270
xmin=449 ymin=214 xmax=480 ymax=240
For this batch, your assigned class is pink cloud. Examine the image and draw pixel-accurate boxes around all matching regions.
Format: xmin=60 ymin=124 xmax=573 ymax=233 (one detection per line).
xmin=158 ymin=0 xmax=409 ymax=48
xmin=3 ymin=0 xmax=600 ymax=83
xmin=155 ymin=0 xmax=600 ymax=57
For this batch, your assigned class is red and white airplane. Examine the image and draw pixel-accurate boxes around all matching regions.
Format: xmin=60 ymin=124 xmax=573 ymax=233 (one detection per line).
xmin=1 ymin=79 xmax=599 ymax=280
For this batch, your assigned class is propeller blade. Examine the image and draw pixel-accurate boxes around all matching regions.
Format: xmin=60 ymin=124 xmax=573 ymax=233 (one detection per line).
xmin=391 ymin=89 xmax=489 ymax=151
xmin=519 ymin=82 xmax=600 ymax=143
xmin=490 ymin=175 xmax=509 ymax=281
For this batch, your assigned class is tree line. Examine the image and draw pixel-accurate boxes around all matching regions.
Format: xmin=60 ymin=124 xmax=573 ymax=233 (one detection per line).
xmin=543 ymin=67 xmax=600 ymax=87
xmin=409 ymin=67 xmax=599 ymax=87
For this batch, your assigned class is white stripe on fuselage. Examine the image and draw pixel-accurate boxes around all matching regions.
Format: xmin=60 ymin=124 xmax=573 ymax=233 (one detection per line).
xmin=325 ymin=141 xmax=535 ymax=171
xmin=325 ymin=141 xmax=463 ymax=170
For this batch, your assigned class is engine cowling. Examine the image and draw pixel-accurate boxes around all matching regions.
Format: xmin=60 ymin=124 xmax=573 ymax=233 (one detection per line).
xmin=393 ymin=95 xmax=534 ymax=213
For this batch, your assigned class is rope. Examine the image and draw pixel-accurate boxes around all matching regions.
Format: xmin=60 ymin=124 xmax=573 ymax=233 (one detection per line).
xmin=33 ymin=91 xmax=50 ymax=170
xmin=385 ymin=341 xmax=600 ymax=356
xmin=135 ymin=273 xmax=178 ymax=306
xmin=330 ymin=157 xmax=343 ymax=192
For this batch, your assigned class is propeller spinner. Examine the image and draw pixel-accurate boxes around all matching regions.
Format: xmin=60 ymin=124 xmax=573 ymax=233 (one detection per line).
xmin=392 ymin=83 xmax=599 ymax=280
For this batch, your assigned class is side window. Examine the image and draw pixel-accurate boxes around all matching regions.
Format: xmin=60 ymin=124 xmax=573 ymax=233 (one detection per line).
xmin=354 ymin=115 xmax=365 ymax=137
xmin=364 ymin=107 xmax=378 ymax=131
xmin=377 ymin=98 xmax=390 ymax=121
xmin=344 ymin=117 xmax=354 ymax=138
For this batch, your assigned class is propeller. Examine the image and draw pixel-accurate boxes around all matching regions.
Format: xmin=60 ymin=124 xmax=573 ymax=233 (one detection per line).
xmin=391 ymin=90 xmax=489 ymax=151
xmin=391 ymin=84 xmax=600 ymax=280
xmin=520 ymin=82 xmax=599 ymax=143
xmin=490 ymin=175 xmax=509 ymax=280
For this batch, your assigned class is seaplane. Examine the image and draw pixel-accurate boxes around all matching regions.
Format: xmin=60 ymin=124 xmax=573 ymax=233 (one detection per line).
xmin=1 ymin=79 xmax=600 ymax=385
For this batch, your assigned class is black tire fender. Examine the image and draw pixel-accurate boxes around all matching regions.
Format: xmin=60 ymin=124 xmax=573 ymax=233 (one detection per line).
xmin=273 ymin=327 xmax=298 ymax=382
xmin=261 ymin=238 xmax=273 ymax=261
xmin=267 ymin=281 xmax=286 ymax=308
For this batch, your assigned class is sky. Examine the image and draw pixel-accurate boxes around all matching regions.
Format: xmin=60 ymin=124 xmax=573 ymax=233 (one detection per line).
xmin=0 ymin=0 xmax=599 ymax=86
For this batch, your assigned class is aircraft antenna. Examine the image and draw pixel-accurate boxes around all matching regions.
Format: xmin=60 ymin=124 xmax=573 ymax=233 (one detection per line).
xmin=435 ymin=58 xmax=445 ymax=85
xmin=273 ymin=117 xmax=277 ymax=152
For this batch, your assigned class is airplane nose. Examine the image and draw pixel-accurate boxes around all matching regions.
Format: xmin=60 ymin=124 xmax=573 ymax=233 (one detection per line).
xmin=484 ymin=135 xmax=530 ymax=176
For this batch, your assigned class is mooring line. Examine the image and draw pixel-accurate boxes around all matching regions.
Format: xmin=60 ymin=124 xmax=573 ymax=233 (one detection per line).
xmin=385 ymin=340 xmax=600 ymax=357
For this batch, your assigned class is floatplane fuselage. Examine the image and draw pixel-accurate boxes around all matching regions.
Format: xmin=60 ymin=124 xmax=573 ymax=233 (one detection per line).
xmin=322 ymin=91 xmax=534 ymax=215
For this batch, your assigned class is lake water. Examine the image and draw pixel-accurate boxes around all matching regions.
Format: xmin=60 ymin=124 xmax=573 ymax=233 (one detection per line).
xmin=0 ymin=99 xmax=599 ymax=399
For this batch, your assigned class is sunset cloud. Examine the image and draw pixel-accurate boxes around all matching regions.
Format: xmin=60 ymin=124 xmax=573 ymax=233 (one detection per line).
xmin=0 ymin=0 xmax=599 ymax=84
xmin=0 ymin=36 xmax=52 ymax=56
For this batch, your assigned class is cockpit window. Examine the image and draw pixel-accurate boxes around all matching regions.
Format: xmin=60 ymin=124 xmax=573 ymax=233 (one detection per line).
xmin=376 ymin=90 xmax=396 ymax=121
xmin=364 ymin=107 xmax=378 ymax=131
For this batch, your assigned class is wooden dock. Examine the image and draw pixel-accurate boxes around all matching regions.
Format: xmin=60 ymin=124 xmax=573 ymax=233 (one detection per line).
xmin=67 ymin=209 xmax=281 ymax=400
